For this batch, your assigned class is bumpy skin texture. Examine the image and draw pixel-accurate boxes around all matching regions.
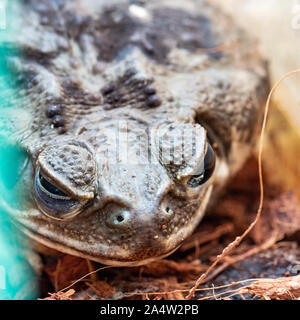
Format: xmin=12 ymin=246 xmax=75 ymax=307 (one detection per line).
xmin=2 ymin=0 xmax=269 ymax=265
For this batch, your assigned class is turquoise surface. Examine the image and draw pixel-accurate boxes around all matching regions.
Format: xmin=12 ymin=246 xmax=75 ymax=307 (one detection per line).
xmin=0 ymin=0 xmax=38 ymax=300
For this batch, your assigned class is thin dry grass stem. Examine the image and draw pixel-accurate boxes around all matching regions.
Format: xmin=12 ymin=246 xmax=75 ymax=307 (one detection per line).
xmin=57 ymin=265 xmax=114 ymax=294
xmin=186 ymin=69 xmax=300 ymax=299
xmin=86 ymin=259 xmax=98 ymax=283
xmin=53 ymin=259 xmax=61 ymax=292
xmin=198 ymin=288 xmax=242 ymax=300
xmin=199 ymin=234 xmax=279 ymax=285
xmin=124 ymin=277 xmax=260 ymax=298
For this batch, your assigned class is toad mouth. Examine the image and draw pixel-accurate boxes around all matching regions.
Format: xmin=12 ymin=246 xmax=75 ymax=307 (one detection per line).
xmin=16 ymin=221 xmax=181 ymax=266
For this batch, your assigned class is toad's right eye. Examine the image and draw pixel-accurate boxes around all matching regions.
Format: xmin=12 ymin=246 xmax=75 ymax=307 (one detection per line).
xmin=34 ymin=169 xmax=82 ymax=220
xmin=38 ymin=173 xmax=69 ymax=198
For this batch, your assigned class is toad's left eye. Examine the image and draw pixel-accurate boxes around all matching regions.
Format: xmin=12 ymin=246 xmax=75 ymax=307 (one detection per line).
xmin=34 ymin=169 xmax=82 ymax=220
xmin=187 ymin=143 xmax=216 ymax=188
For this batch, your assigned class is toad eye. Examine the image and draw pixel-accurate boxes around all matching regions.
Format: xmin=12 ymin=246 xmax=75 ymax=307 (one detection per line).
xmin=187 ymin=142 xmax=216 ymax=188
xmin=34 ymin=169 xmax=82 ymax=220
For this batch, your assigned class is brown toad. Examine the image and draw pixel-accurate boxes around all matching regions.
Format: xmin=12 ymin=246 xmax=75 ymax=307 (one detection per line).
xmin=1 ymin=0 xmax=268 ymax=266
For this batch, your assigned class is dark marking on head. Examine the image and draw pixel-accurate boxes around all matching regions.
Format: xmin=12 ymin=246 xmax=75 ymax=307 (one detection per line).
xmin=23 ymin=0 xmax=67 ymax=34
xmin=129 ymin=0 xmax=146 ymax=6
xmin=63 ymin=11 xmax=92 ymax=40
xmin=51 ymin=115 xmax=65 ymax=128
xmin=22 ymin=46 xmax=59 ymax=67
xmin=93 ymin=5 xmax=221 ymax=63
xmin=44 ymin=99 xmax=66 ymax=132
xmin=147 ymin=95 xmax=161 ymax=108
xmin=23 ymin=1 xmax=221 ymax=64
xmin=41 ymin=79 xmax=103 ymax=134
xmin=18 ymin=67 xmax=39 ymax=90
xmin=61 ymin=79 xmax=102 ymax=106
xmin=46 ymin=104 xmax=63 ymax=118
xmin=101 ymin=68 xmax=161 ymax=110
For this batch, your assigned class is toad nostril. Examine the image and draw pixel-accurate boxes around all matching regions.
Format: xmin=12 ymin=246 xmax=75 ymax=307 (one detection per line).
xmin=116 ymin=214 xmax=124 ymax=223
xmin=165 ymin=207 xmax=173 ymax=215
xmin=162 ymin=205 xmax=173 ymax=216
xmin=106 ymin=209 xmax=131 ymax=228
xmin=113 ymin=211 xmax=129 ymax=225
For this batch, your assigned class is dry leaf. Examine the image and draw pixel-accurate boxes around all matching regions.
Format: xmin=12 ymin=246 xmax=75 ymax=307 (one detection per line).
xmin=44 ymin=255 xmax=90 ymax=291
xmin=86 ymin=281 xmax=115 ymax=299
xmin=44 ymin=289 xmax=75 ymax=300
xmin=251 ymin=192 xmax=300 ymax=244
xmin=240 ymin=275 xmax=300 ymax=300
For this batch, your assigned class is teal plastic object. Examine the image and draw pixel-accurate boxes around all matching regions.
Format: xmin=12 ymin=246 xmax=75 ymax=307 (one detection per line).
xmin=0 ymin=0 xmax=38 ymax=300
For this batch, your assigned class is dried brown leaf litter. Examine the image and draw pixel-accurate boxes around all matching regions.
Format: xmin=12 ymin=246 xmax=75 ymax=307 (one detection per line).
xmin=240 ymin=275 xmax=300 ymax=300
